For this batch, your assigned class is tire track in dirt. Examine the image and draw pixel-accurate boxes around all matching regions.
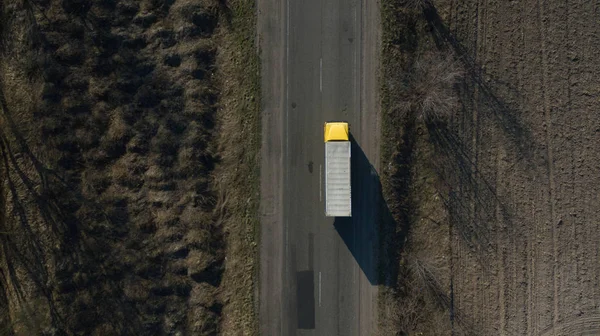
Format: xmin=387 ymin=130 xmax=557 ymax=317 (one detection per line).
xmin=471 ymin=0 xmax=483 ymax=331
xmin=566 ymin=1 xmax=579 ymax=319
xmin=580 ymin=0 xmax=598 ymax=319
xmin=480 ymin=1 xmax=519 ymax=334
xmin=560 ymin=0 xmax=578 ymax=321
xmin=573 ymin=0 xmax=600 ymax=320
xmin=536 ymin=0 xmax=559 ymax=328
xmin=510 ymin=4 xmax=534 ymax=335
xmin=495 ymin=146 xmax=507 ymax=335
xmin=539 ymin=315 xmax=600 ymax=336
xmin=450 ymin=1 xmax=472 ymax=333
xmin=527 ymin=200 xmax=537 ymax=335
xmin=540 ymin=0 xmax=600 ymax=330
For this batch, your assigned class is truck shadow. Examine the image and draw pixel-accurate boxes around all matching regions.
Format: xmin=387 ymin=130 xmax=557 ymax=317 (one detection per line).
xmin=333 ymin=134 xmax=395 ymax=286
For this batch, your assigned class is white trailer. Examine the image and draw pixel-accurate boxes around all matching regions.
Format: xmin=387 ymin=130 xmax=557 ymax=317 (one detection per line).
xmin=324 ymin=122 xmax=352 ymax=217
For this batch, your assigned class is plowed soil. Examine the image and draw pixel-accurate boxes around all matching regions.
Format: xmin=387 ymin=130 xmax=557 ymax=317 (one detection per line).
xmin=380 ymin=1 xmax=600 ymax=335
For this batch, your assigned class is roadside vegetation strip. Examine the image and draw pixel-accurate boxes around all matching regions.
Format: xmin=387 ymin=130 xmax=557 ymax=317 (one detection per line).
xmin=378 ymin=2 xmax=420 ymax=333
xmin=215 ymin=0 xmax=260 ymax=334
xmin=379 ymin=0 xmax=462 ymax=334
xmin=0 ymin=0 xmax=259 ymax=335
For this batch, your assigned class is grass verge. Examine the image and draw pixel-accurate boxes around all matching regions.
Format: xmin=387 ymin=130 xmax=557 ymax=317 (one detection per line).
xmin=378 ymin=0 xmax=460 ymax=334
xmin=214 ymin=0 xmax=260 ymax=334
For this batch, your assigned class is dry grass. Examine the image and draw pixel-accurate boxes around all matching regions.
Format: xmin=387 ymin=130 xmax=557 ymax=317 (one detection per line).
xmin=211 ymin=0 xmax=261 ymax=331
xmin=0 ymin=0 xmax=260 ymax=334
xmin=379 ymin=0 xmax=463 ymax=335
xmin=383 ymin=254 xmax=451 ymax=335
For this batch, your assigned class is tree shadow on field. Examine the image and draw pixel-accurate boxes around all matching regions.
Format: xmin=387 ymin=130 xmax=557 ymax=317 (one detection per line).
xmin=332 ymin=134 xmax=395 ymax=286
xmin=381 ymin=99 xmax=486 ymax=335
xmin=424 ymin=117 xmax=517 ymax=272
xmin=416 ymin=3 xmax=534 ymax=268
xmin=377 ymin=2 xmax=535 ymax=334
xmin=422 ymin=3 xmax=538 ymax=169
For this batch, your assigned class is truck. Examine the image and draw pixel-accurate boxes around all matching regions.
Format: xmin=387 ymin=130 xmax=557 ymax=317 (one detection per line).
xmin=324 ymin=121 xmax=352 ymax=217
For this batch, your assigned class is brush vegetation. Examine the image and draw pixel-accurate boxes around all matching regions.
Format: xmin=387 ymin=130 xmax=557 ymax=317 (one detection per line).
xmin=0 ymin=0 xmax=259 ymax=335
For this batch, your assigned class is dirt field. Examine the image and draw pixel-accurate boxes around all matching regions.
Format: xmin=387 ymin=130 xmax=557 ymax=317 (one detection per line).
xmin=380 ymin=1 xmax=600 ymax=335
xmin=0 ymin=0 xmax=258 ymax=335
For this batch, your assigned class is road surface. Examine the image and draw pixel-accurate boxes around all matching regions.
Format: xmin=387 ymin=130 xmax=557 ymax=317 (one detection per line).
xmin=258 ymin=0 xmax=381 ymax=334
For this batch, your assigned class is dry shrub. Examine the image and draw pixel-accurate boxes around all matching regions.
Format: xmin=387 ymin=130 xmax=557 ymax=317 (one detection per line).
xmin=390 ymin=252 xmax=452 ymax=335
xmin=390 ymin=51 xmax=463 ymax=124
xmin=144 ymin=164 xmax=166 ymax=182
xmin=151 ymin=226 xmax=185 ymax=245
xmin=405 ymin=0 xmax=433 ymax=11
xmin=8 ymin=298 xmax=52 ymax=336
xmin=176 ymin=145 xmax=198 ymax=176
xmin=74 ymin=126 xmax=99 ymax=150
xmin=150 ymin=125 xmax=179 ymax=161
xmin=110 ymin=153 xmax=145 ymax=189
xmin=179 ymin=203 xmax=208 ymax=227
xmin=123 ymin=277 xmax=151 ymax=302
xmin=189 ymin=283 xmax=219 ymax=308
xmin=410 ymin=51 xmax=463 ymax=122
xmin=187 ymin=305 xmax=219 ymax=335
xmin=106 ymin=108 xmax=129 ymax=142
xmin=149 ymin=207 xmax=177 ymax=227
xmin=81 ymin=169 xmax=111 ymax=196
xmin=411 ymin=256 xmax=448 ymax=308
xmin=147 ymin=190 xmax=177 ymax=207
xmin=186 ymin=249 xmax=214 ymax=276
xmin=88 ymin=77 xmax=112 ymax=99
xmin=91 ymin=323 xmax=120 ymax=336
xmin=184 ymin=228 xmax=212 ymax=250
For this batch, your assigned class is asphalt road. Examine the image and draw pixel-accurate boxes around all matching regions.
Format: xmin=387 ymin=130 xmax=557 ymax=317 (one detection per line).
xmin=258 ymin=0 xmax=381 ymax=333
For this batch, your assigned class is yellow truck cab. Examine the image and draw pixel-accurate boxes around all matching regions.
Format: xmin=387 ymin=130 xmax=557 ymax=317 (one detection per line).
xmin=324 ymin=122 xmax=349 ymax=142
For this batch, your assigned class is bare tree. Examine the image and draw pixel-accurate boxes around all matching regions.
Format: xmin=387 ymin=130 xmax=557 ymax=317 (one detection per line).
xmin=411 ymin=51 xmax=463 ymax=122
xmin=405 ymin=0 xmax=433 ymax=11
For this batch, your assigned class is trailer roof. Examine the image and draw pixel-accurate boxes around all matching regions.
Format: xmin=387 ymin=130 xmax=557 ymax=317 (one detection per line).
xmin=325 ymin=141 xmax=351 ymax=217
